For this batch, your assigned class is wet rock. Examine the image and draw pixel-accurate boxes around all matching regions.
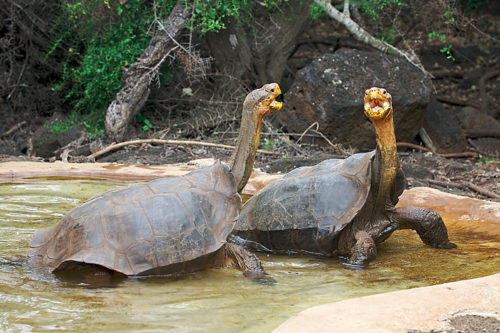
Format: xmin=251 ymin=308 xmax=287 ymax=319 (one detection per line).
xmin=279 ymin=49 xmax=433 ymax=150
xmin=31 ymin=112 xmax=83 ymax=158
xmin=422 ymin=97 xmax=467 ymax=153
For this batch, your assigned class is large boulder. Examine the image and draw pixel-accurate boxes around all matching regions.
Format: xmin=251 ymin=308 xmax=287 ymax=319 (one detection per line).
xmin=279 ymin=49 xmax=433 ymax=150
xmin=421 ymin=97 xmax=467 ymax=153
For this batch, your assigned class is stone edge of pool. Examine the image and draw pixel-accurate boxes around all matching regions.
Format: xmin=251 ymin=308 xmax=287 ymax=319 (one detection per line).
xmin=273 ymin=272 xmax=500 ymax=333
xmin=0 ymin=160 xmax=282 ymax=195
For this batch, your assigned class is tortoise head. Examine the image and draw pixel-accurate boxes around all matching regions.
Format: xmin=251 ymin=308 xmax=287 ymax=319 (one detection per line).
xmin=243 ymin=83 xmax=283 ymax=118
xmin=364 ymin=87 xmax=392 ymax=121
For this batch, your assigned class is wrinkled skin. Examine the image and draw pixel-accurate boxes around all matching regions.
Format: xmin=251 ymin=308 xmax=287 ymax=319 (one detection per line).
xmin=232 ymin=87 xmax=456 ymax=268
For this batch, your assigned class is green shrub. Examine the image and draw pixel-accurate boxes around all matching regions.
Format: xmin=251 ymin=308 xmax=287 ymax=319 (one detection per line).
xmin=47 ymin=0 xmax=176 ymax=136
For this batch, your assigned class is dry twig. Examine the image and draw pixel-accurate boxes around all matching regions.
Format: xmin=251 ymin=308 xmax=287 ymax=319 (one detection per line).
xmin=427 ymin=179 xmax=500 ymax=199
xmin=397 ymin=142 xmax=479 ymax=158
xmin=88 ymin=138 xmax=279 ymax=160
xmin=1 ymin=121 xmax=26 ymax=137
xmin=297 ymin=122 xmax=339 ymax=149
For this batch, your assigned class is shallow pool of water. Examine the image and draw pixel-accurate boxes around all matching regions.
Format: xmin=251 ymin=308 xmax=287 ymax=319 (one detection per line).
xmin=1 ymin=180 xmax=499 ymax=332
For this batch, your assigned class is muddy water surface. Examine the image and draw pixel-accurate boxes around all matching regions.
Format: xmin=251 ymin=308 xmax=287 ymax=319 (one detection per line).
xmin=0 ymin=181 xmax=499 ymax=332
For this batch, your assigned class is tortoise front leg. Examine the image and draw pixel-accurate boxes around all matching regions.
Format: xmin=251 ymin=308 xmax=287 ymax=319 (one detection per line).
xmin=342 ymin=231 xmax=377 ymax=269
xmin=213 ymin=243 xmax=275 ymax=284
xmin=392 ymin=206 xmax=456 ymax=249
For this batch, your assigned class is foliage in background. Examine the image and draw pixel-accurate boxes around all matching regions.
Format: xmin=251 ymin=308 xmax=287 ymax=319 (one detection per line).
xmin=354 ymin=0 xmax=465 ymax=62
xmin=47 ymin=0 xmax=278 ymax=136
xmin=185 ymin=0 xmax=293 ymax=33
xmin=428 ymin=31 xmax=455 ymax=61
xmin=309 ymin=2 xmax=325 ymax=20
xmin=356 ymin=0 xmax=406 ymax=21
xmin=186 ymin=0 xmax=247 ymax=33
xmin=47 ymin=0 xmax=176 ymax=137
xmin=46 ymin=0 xmax=487 ymax=137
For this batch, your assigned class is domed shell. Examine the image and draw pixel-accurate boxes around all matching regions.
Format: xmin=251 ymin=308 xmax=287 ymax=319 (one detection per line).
xmin=29 ymin=162 xmax=240 ymax=276
xmin=233 ymin=151 xmax=374 ymax=255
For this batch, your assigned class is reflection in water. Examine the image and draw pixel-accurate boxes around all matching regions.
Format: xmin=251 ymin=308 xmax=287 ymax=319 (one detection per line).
xmin=0 ymin=181 xmax=499 ymax=332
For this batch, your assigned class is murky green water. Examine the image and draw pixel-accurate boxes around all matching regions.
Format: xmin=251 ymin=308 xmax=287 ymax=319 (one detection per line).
xmin=1 ymin=180 xmax=499 ymax=332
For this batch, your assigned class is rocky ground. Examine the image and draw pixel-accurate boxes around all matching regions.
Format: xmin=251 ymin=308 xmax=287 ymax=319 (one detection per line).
xmin=96 ymin=145 xmax=499 ymax=201
xmin=2 ymin=143 xmax=497 ymax=201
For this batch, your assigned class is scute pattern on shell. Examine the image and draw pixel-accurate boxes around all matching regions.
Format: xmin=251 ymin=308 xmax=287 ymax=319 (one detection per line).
xmin=234 ymin=152 xmax=375 ymax=254
xmin=29 ymin=162 xmax=240 ymax=276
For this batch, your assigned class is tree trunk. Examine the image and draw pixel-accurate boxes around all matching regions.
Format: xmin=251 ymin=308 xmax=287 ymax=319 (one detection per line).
xmin=205 ymin=0 xmax=310 ymax=88
xmin=104 ymin=0 xmax=189 ymax=142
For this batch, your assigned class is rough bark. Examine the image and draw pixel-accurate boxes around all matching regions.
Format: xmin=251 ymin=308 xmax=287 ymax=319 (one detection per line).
xmin=205 ymin=0 xmax=310 ymax=87
xmin=104 ymin=0 xmax=189 ymax=142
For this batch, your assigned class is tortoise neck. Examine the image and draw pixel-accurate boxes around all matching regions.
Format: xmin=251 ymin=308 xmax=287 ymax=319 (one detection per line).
xmin=372 ymin=113 xmax=397 ymax=209
xmin=229 ymin=106 xmax=264 ymax=194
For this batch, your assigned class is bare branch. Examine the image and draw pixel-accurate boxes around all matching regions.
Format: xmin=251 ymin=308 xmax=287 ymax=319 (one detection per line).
xmin=396 ymin=142 xmax=479 ymax=158
xmin=313 ymin=0 xmax=430 ymax=76
xmin=88 ymin=138 xmax=280 ymax=160
xmin=427 ymin=179 xmax=500 ymax=199
xmin=343 ymin=0 xmax=350 ymax=18
xmin=1 ymin=121 xmax=26 ymax=137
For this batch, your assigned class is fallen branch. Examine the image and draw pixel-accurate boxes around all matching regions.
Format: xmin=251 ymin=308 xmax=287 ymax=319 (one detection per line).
xmin=427 ymin=179 xmax=500 ymax=199
xmin=88 ymin=138 xmax=279 ymax=160
xmin=1 ymin=121 xmax=26 ymax=137
xmin=313 ymin=0 xmax=430 ymax=76
xmin=296 ymin=122 xmax=339 ymax=150
xmin=396 ymin=142 xmax=479 ymax=158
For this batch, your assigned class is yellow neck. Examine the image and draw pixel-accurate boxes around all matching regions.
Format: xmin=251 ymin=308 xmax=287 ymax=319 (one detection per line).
xmin=372 ymin=114 xmax=397 ymax=208
xmin=229 ymin=107 xmax=264 ymax=194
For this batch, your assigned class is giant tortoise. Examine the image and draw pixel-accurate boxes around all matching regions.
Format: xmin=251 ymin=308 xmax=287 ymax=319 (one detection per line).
xmin=29 ymin=83 xmax=284 ymax=279
xmin=231 ymin=87 xmax=456 ymax=268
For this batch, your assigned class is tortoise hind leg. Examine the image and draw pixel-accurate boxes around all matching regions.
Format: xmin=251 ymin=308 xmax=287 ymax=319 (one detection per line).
xmin=392 ymin=206 xmax=456 ymax=249
xmin=213 ymin=243 xmax=275 ymax=284
xmin=342 ymin=231 xmax=377 ymax=270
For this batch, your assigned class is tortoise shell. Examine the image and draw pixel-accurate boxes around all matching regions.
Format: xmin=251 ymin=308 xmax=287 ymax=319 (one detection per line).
xmin=29 ymin=162 xmax=240 ymax=276
xmin=233 ymin=151 xmax=376 ymax=255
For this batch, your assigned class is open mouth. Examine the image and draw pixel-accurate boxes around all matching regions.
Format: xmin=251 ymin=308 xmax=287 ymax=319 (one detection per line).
xmin=270 ymin=94 xmax=284 ymax=111
xmin=364 ymin=96 xmax=390 ymax=119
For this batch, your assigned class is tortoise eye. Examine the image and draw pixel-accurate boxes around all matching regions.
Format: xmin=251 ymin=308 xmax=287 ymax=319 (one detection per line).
xmin=382 ymin=90 xmax=387 ymax=95
xmin=270 ymin=89 xmax=275 ymax=93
